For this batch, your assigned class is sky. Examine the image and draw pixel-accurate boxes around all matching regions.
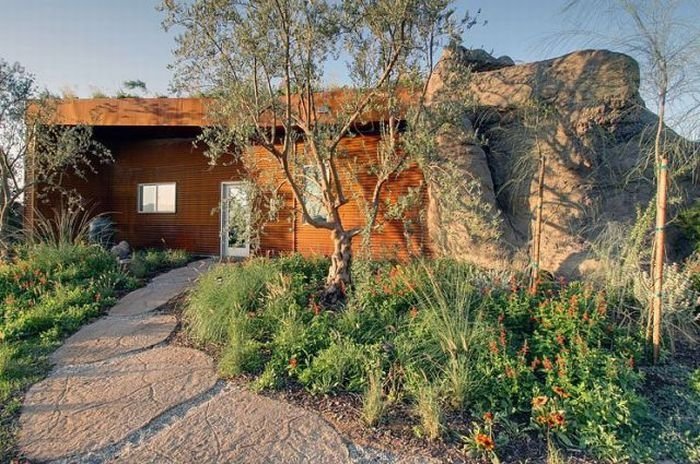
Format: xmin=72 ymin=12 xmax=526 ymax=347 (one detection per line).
xmin=0 ymin=0 xmax=590 ymax=97
xmin=0 ymin=0 xmax=698 ymax=133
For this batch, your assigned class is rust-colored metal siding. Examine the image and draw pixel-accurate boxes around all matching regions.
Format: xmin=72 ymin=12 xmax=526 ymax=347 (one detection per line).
xmin=32 ymin=131 xmax=427 ymax=259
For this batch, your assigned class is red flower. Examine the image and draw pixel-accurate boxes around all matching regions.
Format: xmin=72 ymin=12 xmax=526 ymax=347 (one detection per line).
xmin=474 ymin=432 xmax=495 ymax=451
xmin=556 ymin=333 xmax=566 ymax=346
xmin=483 ymin=412 xmax=494 ymax=423
xmin=552 ymin=386 xmax=569 ymax=398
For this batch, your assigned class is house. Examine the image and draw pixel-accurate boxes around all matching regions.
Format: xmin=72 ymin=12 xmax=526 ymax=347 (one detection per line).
xmin=24 ymin=97 xmax=428 ymax=259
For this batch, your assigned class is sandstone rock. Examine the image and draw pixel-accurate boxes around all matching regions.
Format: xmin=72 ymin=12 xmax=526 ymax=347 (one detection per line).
xmin=425 ymin=46 xmax=699 ymax=275
xmin=449 ymin=48 xmax=515 ymax=72
xmin=111 ymin=240 xmax=131 ymax=260
xmin=51 ymin=314 xmax=177 ymax=366
xmin=111 ymin=388 xmax=351 ymax=464
xmin=18 ymin=346 xmax=217 ymax=462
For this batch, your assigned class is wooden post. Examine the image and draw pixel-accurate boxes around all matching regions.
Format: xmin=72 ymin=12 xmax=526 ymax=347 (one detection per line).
xmin=651 ymin=157 xmax=668 ymax=364
xmin=530 ymin=155 xmax=546 ymax=294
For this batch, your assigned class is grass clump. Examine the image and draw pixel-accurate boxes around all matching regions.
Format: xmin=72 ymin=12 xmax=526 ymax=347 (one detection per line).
xmin=361 ymin=366 xmax=385 ymax=427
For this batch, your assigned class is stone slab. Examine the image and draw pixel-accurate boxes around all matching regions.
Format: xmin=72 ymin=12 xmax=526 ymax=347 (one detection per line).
xmin=111 ymin=388 xmax=351 ymax=464
xmin=18 ymin=346 xmax=217 ymax=462
xmin=51 ymin=314 xmax=177 ymax=367
xmin=109 ymin=259 xmax=214 ymax=317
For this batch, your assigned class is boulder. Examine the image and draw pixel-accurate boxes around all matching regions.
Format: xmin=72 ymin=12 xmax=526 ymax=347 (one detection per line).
xmin=425 ymin=46 xmax=699 ymax=276
xmin=448 ymin=48 xmax=515 ymax=72
xmin=110 ymin=240 xmax=131 ymax=260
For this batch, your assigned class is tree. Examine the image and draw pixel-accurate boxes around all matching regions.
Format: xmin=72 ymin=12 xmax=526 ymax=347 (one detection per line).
xmin=563 ymin=0 xmax=700 ymax=362
xmin=0 ymin=59 xmax=111 ymax=253
xmin=160 ymin=0 xmax=470 ymax=300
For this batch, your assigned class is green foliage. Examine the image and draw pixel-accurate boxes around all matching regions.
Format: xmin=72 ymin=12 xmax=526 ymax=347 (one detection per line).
xmin=0 ymin=243 xmax=135 ymax=460
xmin=129 ymin=248 xmax=189 ymax=279
xmin=680 ymin=199 xmax=700 ymax=250
xmin=186 ymin=255 xmax=698 ymax=461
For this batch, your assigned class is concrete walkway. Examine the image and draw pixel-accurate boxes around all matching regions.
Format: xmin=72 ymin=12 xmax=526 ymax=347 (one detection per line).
xmin=16 ymin=260 xmax=403 ymax=464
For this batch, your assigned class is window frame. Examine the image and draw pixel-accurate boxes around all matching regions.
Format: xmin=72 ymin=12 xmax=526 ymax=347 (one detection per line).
xmin=137 ymin=182 xmax=177 ymax=214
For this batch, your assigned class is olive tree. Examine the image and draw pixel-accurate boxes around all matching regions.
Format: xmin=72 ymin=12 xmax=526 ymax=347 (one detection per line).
xmin=0 ymin=59 xmax=111 ymax=253
xmin=161 ymin=0 xmax=470 ymax=300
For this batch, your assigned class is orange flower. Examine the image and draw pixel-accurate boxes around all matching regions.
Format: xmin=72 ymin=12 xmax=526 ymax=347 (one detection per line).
xmin=289 ymin=357 xmax=298 ymax=369
xmin=532 ymin=395 xmax=549 ymax=409
xmin=488 ymin=340 xmax=499 ymax=354
xmin=549 ymin=411 xmax=566 ymax=428
xmin=552 ymin=386 xmax=569 ymax=398
xmin=474 ymin=432 xmax=495 ymax=451
xmin=483 ymin=412 xmax=494 ymax=423
xmin=409 ymin=307 xmax=419 ymax=319
xmin=542 ymin=357 xmax=553 ymax=371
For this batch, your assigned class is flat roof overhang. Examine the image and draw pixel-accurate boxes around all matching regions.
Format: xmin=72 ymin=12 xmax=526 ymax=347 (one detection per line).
xmin=51 ymin=98 xmax=208 ymax=127
xmin=46 ymin=90 xmax=418 ymax=129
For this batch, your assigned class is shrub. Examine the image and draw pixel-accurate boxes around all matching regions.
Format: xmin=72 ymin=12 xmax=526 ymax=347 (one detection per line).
xmin=129 ymin=248 xmax=189 ymax=279
xmin=298 ymin=335 xmax=379 ymax=394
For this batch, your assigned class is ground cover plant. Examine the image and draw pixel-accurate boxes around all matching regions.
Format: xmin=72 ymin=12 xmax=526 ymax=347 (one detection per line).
xmin=0 ymin=244 xmax=190 ymax=459
xmin=184 ymin=255 xmax=700 ymax=463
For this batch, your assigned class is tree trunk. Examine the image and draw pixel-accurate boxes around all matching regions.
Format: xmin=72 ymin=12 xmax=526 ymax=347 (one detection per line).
xmin=651 ymin=156 xmax=668 ymax=364
xmin=324 ymin=228 xmax=353 ymax=305
xmin=649 ymin=87 xmax=667 ymax=364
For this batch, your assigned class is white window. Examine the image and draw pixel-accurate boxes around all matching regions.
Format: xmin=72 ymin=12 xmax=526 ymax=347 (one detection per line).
xmin=138 ymin=183 xmax=177 ymax=213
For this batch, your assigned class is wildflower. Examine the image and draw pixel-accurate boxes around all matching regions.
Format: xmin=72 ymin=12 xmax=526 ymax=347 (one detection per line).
xmin=409 ymin=307 xmax=419 ymax=319
xmin=483 ymin=412 xmax=494 ymax=423
xmin=518 ymin=340 xmax=529 ymax=357
xmin=555 ymin=333 xmax=566 ymax=346
xmin=549 ymin=411 xmax=566 ymax=428
xmin=627 ymin=356 xmax=635 ymax=369
xmin=289 ymin=357 xmax=298 ymax=369
xmin=552 ymin=386 xmax=569 ymax=398
xmin=474 ymin=432 xmax=495 ymax=451
xmin=505 ymin=366 xmax=516 ymax=379
xmin=532 ymin=395 xmax=548 ymax=409
xmin=542 ymin=357 xmax=553 ymax=371
xmin=499 ymin=328 xmax=507 ymax=347
xmin=531 ymin=357 xmax=541 ymax=370
xmin=488 ymin=340 xmax=499 ymax=354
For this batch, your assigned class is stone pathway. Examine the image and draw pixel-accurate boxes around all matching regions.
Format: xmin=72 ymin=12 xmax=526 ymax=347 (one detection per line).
xmin=17 ymin=260 xmax=412 ymax=464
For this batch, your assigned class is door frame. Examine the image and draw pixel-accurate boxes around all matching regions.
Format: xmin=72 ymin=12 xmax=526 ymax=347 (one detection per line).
xmin=220 ymin=181 xmax=251 ymax=258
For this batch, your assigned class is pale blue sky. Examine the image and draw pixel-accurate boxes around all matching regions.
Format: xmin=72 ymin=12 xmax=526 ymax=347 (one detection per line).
xmin=0 ymin=0 xmax=586 ymax=97
xmin=0 ymin=0 xmax=698 ymax=134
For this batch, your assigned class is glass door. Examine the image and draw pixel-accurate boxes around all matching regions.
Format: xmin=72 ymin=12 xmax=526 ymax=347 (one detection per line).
xmin=221 ymin=182 xmax=251 ymax=258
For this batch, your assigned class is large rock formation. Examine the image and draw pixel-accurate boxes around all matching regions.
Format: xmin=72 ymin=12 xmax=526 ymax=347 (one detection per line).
xmin=425 ymin=47 xmax=699 ymax=276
